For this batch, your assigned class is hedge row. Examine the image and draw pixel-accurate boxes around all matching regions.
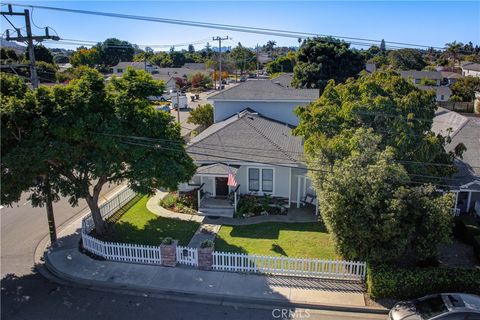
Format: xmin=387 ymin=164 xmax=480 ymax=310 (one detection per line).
xmin=453 ymin=215 xmax=480 ymax=245
xmin=367 ymin=264 xmax=480 ymax=300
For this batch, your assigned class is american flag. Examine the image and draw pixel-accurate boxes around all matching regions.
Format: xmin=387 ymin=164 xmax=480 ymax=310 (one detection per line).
xmin=227 ymin=173 xmax=237 ymax=187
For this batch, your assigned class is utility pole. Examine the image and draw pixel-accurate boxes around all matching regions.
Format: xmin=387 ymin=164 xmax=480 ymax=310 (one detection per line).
xmin=256 ymin=44 xmax=259 ymax=79
xmin=1 ymin=4 xmax=59 ymax=88
xmin=213 ymin=36 xmax=229 ymax=90
xmin=2 ymin=4 xmax=60 ymax=247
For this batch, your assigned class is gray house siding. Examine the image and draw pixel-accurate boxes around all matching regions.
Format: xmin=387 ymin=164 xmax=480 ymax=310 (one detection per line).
xmin=212 ymin=101 xmax=310 ymax=126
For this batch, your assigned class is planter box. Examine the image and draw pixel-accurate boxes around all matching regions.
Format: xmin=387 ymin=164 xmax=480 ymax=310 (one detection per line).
xmin=160 ymin=240 xmax=178 ymax=267
xmin=198 ymin=246 xmax=214 ymax=270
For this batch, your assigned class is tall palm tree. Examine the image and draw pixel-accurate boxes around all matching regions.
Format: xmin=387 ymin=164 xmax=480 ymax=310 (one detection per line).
xmin=445 ymin=41 xmax=463 ymax=65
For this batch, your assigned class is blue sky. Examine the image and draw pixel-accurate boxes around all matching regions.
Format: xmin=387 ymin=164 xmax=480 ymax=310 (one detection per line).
xmin=2 ymin=1 xmax=479 ymax=51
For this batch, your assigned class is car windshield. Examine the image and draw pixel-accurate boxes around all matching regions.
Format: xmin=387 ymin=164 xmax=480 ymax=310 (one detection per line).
xmin=447 ymin=295 xmax=465 ymax=308
xmin=415 ymin=295 xmax=448 ymax=319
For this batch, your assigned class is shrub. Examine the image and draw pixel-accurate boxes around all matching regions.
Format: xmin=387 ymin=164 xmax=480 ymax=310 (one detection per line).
xmin=453 ymin=215 xmax=480 ymax=245
xmin=162 ymin=237 xmax=174 ymax=245
xmin=367 ymin=264 xmax=480 ymax=299
xmin=200 ymin=240 xmax=214 ymax=248
xmin=159 ymin=193 xmax=177 ymax=208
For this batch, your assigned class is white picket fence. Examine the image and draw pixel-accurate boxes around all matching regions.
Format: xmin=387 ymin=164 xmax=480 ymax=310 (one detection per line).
xmin=176 ymin=245 xmax=198 ymax=266
xmin=213 ymin=251 xmax=366 ymax=281
xmin=80 ymin=188 xmax=366 ymax=281
xmin=82 ymin=187 xmax=137 ymax=234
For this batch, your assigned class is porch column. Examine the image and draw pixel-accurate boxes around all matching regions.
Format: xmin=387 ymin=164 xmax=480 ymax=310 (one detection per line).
xmin=467 ymin=191 xmax=472 ymax=212
xmin=297 ymin=176 xmax=301 ymax=208
xmin=454 ymin=191 xmax=459 ymax=210
xmin=288 ymin=168 xmax=292 ymax=208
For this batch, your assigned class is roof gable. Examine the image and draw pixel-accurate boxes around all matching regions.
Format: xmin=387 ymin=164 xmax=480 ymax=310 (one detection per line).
xmin=187 ymin=109 xmax=304 ymax=165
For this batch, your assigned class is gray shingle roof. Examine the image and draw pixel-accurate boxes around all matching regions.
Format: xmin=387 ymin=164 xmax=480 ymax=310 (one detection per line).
xmin=462 ymin=62 xmax=480 ymax=72
xmin=208 ymin=80 xmax=319 ymax=101
xmin=114 ymin=62 xmax=154 ymax=69
xmin=416 ymin=85 xmax=452 ymax=96
xmin=399 ymin=70 xmax=443 ymax=80
xmin=187 ymin=109 xmax=304 ymax=165
xmin=440 ymin=71 xmax=463 ymax=79
xmin=432 ymin=108 xmax=480 ymax=188
xmin=271 ymin=73 xmax=294 ymax=88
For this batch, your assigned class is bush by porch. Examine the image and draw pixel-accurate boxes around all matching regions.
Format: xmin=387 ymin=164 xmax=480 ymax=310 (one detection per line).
xmin=215 ymin=221 xmax=338 ymax=260
xmin=159 ymin=191 xmax=198 ymax=215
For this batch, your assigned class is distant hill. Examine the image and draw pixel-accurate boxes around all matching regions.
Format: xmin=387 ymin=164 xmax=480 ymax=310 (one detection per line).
xmin=1 ymin=38 xmax=26 ymax=54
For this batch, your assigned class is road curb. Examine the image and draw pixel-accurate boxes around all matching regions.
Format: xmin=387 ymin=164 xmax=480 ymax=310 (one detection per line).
xmin=44 ymin=250 xmax=388 ymax=315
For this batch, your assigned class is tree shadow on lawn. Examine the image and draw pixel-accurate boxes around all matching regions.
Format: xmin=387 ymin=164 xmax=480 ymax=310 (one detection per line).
xmin=227 ymin=221 xmax=328 ymax=240
xmin=98 ymin=217 xmax=200 ymax=247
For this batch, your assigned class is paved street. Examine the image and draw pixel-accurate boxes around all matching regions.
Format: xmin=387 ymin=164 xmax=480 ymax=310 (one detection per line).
xmin=1 ymin=271 xmax=386 ymax=320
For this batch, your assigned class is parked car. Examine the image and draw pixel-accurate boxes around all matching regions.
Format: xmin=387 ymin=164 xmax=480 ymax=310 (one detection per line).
xmin=239 ymin=76 xmax=247 ymax=82
xmin=155 ymin=105 xmax=171 ymax=113
xmin=388 ymin=293 xmax=480 ymax=320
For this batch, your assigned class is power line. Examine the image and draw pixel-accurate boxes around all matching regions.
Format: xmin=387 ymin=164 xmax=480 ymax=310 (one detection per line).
xmin=4 ymin=3 xmax=451 ymax=50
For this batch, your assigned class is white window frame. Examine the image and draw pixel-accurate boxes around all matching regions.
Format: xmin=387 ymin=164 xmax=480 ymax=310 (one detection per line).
xmin=247 ymin=166 xmax=275 ymax=194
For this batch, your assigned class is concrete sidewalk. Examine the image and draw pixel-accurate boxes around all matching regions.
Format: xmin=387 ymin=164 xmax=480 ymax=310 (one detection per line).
xmin=46 ymin=246 xmax=374 ymax=311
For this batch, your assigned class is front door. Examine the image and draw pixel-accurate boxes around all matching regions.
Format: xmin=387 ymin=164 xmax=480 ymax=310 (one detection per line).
xmin=215 ymin=177 xmax=229 ymax=197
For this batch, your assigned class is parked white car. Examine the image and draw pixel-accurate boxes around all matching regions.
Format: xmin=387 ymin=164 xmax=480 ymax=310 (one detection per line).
xmin=170 ymin=95 xmax=188 ymax=110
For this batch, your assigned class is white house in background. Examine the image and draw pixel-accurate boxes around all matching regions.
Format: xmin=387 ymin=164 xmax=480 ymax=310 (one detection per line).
xmin=417 ymin=85 xmax=452 ymax=102
xmin=461 ymin=62 xmax=480 ymax=77
xmin=178 ymin=109 xmax=317 ymax=218
xmin=432 ymin=107 xmax=480 ymax=216
xmin=112 ymin=61 xmax=159 ymax=75
xmin=207 ymin=80 xmax=319 ymax=126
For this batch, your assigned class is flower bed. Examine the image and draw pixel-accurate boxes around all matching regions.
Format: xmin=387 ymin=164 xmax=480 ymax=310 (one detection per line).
xmin=235 ymin=194 xmax=288 ymax=218
xmin=159 ymin=191 xmax=197 ymax=215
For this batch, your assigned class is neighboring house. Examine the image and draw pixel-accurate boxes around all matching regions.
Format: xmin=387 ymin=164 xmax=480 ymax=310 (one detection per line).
xmin=57 ymin=63 xmax=72 ymax=72
xmin=417 ymin=85 xmax=452 ymax=102
xmin=365 ymin=63 xmax=377 ymax=74
xmin=441 ymin=71 xmax=463 ymax=86
xmin=113 ymin=61 xmax=158 ymax=75
xmin=182 ymin=62 xmax=212 ymax=71
xmin=207 ymin=80 xmax=319 ymax=126
xmin=399 ymin=70 xmax=443 ymax=86
xmin=258 ymin=53 xmax=273 ymax=65
xmin=157 ymin=67 xmax=209 ymax=79
xmin=271 ymin=73 xmax=294 ymax=88
xmin=461 ymin=62 xmax=480 ymax=77
xmin=432 ymin=108 xmax=480 ymax=215
xmin=178 ymin=109 xmax=316 ymax=217
xmin=152 ymin=74 xmax=177 ymax=91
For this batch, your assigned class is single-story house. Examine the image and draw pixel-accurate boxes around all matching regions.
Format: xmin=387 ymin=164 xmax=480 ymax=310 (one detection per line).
xmin=113 ymin=61 xmax=159 ymax=75
xmin=461 ymin=62 xmax=480 ymax=78
xmin=432 ymin=107 xmax=480 ymax=215
xmin=416 ymin=85 xmax=452 ymax=102
xmin=152 ymin=74 xmax=177 ymax=91
xmin=178 ymin=109 xmax=316 ymax=217
xmin=399 ymin=70 xmax=443 ymax=86
xmin=207 ymin=80 xmax=319 ymax=126
xmin=182 ymin=62 xmax=213 ymax=72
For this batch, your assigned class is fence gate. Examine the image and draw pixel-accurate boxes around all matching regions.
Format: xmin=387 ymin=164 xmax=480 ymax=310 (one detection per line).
xmin=176 ymin=246 xmax=198 ymax=267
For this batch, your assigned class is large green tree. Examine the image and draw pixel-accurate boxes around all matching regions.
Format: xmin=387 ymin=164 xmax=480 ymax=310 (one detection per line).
xmin=450 ymin=76 xmax=480 ymax=102
xmin=1 ymin=68 xmax=196 ymax=235
xmin=314 ymin=129 xmax=453 ymax=263
xmin=294 ymin=71 xmax=458 ymax=179
xmin=25 ymin=44 xmax=54 ymax=64
xmin=265 ymin=52 xmax=296 ymax=74
xmin=230 ymin=43 xmax=256 ymax=74
xmin=388 ymin=48 xmax=427 ymax=70
xmin=70 ymin=47 xmax=100 ymax=67
xmin=94 ymin=38 xmax=135 ymax=67
xmin=292 ymin=37 xmax=364 ymax=91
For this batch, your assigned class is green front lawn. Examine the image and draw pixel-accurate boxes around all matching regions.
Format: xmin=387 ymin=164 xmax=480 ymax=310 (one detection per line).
xmin=104 ymin=195 xmax=200 ymax=246
xmin=215 ymin=222 xmax=338 ymax=260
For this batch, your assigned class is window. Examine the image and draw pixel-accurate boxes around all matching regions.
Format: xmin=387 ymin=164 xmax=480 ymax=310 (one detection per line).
xmin=262 ymin=169 xmax=273 ymax=192
xmin=248 ymin=168 xmax=260 ymax=191
xmin=117 ymin=68 xmax=123 ymax=73
xmin=441 ymin=95 xmax=445 ymax=101
xmin=248 ymin=167 xmax=274 ymax=193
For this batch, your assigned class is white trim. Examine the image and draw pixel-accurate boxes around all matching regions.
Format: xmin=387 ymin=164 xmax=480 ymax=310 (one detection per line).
xmin=246 ymin=166 xmax=276 ymax=195
xmin=288 ymin=168 xmax=292 ymax=208
xmin=297 ymin=176 xmax=301 ymax=209
xmin=194 ymin=160 xmax=302 ymax=167
xmin=208 ymin=98 xmax=315 ymax=103
xmin=455 ymin=191 xmax=459 ymax=210
xmin=461 ymin=180 xmax=480 ymax=188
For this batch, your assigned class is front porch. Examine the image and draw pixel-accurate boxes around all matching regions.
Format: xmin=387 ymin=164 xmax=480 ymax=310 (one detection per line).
xmin=198 ymin=196 xmax=235 ymax=218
